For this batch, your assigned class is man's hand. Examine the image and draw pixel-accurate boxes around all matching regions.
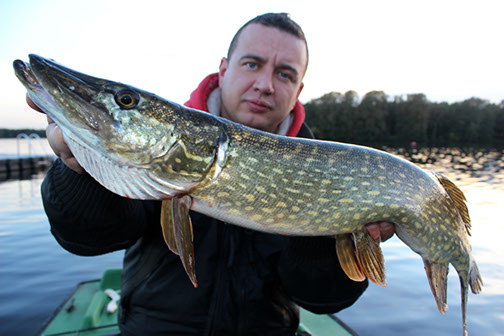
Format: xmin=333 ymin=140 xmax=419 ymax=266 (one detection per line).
xmin=26 ymin=95 xmax=85 ymax=174
xmin=365 ymin=221 xmax=395 ymax=242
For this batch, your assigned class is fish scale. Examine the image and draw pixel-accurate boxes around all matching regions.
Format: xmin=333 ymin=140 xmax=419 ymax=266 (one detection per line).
xmin=14 ymin=54 xmax=482 ymax=335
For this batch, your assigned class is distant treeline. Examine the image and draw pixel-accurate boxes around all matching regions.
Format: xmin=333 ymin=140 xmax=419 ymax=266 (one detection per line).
xmin=3 ymin=92 xmax=504 ymax=147
xmin=0 ymin=128 xmax=45 ymax=138
xmin=305 ymin=91 xmax=504 ymax=147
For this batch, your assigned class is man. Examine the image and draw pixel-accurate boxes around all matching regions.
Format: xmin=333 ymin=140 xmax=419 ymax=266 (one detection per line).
xmin=28 ymin=13 xmax=394 ymax=335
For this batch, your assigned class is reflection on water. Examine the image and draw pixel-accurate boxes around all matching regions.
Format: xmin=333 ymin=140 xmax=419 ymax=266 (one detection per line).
xmin=0 ymin=148 xmax=503 ymax=335
xmin=393 ymin=147 xmax=504 ymax=186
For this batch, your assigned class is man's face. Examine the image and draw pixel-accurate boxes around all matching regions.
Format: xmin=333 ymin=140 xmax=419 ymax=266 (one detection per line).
xmin=218 ymin=24 xmax=307 ymax=133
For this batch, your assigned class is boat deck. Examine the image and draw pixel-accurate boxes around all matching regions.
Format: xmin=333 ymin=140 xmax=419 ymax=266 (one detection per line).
xmin=39 ymin=269 xmax=359 ymax=336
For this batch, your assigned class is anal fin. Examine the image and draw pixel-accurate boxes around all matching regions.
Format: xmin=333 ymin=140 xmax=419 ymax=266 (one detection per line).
xmin=423 ymin=258 xmax=449 ymax=314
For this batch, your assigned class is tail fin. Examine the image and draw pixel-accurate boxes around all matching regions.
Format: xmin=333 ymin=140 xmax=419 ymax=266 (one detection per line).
xmin=469 ymin=257 xmax=483 ymax=294
xmin=458 ymin=256 xmax=483 ymax=336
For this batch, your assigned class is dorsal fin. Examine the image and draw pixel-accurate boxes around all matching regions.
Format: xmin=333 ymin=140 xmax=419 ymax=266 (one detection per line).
xmin=432 ymin=172 xmax=471 ymax=235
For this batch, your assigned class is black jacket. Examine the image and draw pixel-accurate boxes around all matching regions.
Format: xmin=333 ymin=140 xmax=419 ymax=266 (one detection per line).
xmin=42 ymin=123 xmax=368 ymax=336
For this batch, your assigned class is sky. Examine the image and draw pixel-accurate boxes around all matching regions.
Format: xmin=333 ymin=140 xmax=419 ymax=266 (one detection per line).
xmin=1 ymin=0 xmax=503 ymax=129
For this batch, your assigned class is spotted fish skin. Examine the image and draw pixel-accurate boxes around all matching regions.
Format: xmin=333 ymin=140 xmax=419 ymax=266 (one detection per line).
xmin=195 ymin=126 xmax=453 ymax=242
xmin=190 ymin=125 xmax=478 ymax=284
xmin=14 ymin=54 xmax=482 ymax=335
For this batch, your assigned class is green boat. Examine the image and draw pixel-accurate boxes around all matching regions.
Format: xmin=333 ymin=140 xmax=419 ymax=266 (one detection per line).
xmin=39 ymin=269 xmax=358 ymax=336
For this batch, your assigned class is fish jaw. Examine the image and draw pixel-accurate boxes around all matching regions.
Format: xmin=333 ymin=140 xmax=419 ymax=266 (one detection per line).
xmin=14 ymin=56 xmax=108 ymax=144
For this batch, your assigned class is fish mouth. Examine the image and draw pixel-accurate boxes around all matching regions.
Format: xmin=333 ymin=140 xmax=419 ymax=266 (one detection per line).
xmin=13 ymin=58 xmax=57 ymax=114
xmin=13 ymin=54 xmax=111 ymax=133
xmin=13 ymin=59 xmax=41 ymax=88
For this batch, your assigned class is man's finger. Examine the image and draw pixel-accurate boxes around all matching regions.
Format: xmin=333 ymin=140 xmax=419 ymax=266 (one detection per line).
xmin=365 ymin=221 xmax=395 ymax=242
xmin=365 ymin=222 xmax=382 ymax=241
xmin=46 ymin=123 xmax=65 ymax=155
xmin=26 ymin=94 xmax=44 ymax=113
xmin=378 ymin=222 xmax=395 ymax=242
xmin=46 ymin=123 xmax=85 ymax=174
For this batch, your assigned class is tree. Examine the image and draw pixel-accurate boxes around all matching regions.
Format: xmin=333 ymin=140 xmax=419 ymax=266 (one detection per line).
xmin=356 ymin=91 xmax=388 ymax=144
xmin=304 ymin=90 xmax=503 ymax=147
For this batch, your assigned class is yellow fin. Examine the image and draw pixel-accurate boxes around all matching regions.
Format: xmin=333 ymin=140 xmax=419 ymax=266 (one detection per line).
xmin=172 ymin=195 xmax=197 ymax=288
xmin=335 ymin=234 xmax=366 ymax=282
xmin=353 ymin=229 xmax=387 ymax=287
xmin=160 ymin=199 xmax=178 ymax=255
xmin=460 ymin=270 xmax=470 ymax=336
xmin=433 ymin=172 xmax=471 ymax=235
xmin=458 ymin=257 xmax=483 ymax=336
xmin=469 ymin=258 xmax=483 ymax=294
xmin=423 ymin=258 xmax=449 ymax=314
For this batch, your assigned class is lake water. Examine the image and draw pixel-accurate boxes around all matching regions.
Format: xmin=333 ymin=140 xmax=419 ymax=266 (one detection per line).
xmin=0 ymin=140 xmax=503 ymax=335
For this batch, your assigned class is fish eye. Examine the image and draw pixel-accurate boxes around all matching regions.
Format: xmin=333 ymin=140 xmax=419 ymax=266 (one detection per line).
xmin=115 ymin=90 xmax=139 ymax=109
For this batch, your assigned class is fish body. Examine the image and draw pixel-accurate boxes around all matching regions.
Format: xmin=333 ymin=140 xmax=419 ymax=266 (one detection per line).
xmin=14 ymin=55 xmax=482 ymax=335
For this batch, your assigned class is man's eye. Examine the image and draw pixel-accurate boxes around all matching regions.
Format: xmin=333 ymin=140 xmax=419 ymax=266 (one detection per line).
xmin=245 ymin=62 xmax=257 ymax=70
xmin=278 ymin=71 xmax=292 ymax=81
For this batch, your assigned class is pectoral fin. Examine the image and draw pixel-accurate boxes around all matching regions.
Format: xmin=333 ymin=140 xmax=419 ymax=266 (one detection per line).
xmin=335 ymin=234 xmax=366 ymax=282
xmin=160 ymin=196 xmax=198 ymax=288
xmin=353 ymin=229 xmax=387 ymax=286
xmin=161 ymin=199 xmax=178 ymax=255
xmin=423 ymin=258 xmax=449 ymax=314
xmin=172 ymin=195 xmax=197 ymax=287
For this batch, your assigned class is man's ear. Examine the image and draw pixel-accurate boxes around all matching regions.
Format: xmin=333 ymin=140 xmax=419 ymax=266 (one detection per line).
xmin=296 ymin=82 xmax=304 ymax=99
xmin=218 ymin=57 xmax=228 ymax=87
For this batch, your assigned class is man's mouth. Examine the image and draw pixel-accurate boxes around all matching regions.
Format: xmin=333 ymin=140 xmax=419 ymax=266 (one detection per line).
xmin=245 ymin=99 xmax=272 ymax=113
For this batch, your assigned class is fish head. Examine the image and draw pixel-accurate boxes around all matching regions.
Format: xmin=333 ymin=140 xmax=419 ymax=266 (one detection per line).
xmin=13 ymin=54 xmax=227 ymax=199
xmin=13 ymin=54 xmax=177 ymax=167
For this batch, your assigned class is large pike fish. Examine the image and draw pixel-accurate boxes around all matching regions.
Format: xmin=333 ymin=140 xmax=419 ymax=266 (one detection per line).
xmin=14 ymin=54 xmax=482 ymax=335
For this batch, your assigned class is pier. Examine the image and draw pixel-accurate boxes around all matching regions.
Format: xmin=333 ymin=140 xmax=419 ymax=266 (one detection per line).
xmin=0 ymin=133 xmax=56 ymax=181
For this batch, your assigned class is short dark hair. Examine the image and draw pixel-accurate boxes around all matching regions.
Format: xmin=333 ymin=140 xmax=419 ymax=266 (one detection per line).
xmin=227 ymin=13 xmax=309 ymax=71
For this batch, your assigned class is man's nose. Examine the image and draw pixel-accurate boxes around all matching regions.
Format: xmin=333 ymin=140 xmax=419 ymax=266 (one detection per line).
xmin=253 ymin=71 xmax=274 ymax=95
